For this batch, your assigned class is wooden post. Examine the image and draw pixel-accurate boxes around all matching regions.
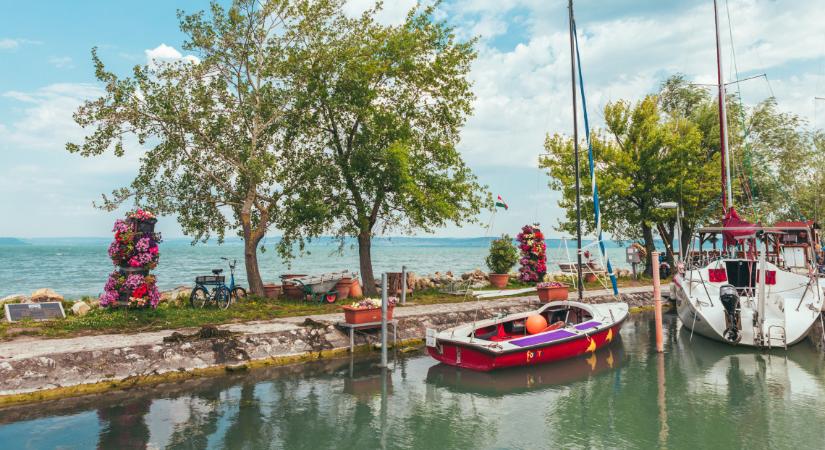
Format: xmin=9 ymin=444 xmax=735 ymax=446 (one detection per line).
xmin=401 ymin=265 xmax=407 ymax=305
xmin=379 ymin=273 xmax=388 ymax=368
xmin=652 ymin=251 xmax=664 ymax=353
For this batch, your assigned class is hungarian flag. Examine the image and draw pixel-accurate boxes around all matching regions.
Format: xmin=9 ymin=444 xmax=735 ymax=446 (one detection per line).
xmin=495 ymin=195 xmax=508 ymax=210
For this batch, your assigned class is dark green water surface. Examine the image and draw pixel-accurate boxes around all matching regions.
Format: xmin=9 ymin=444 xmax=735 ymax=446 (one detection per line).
xmin=1 ymin=312 xmax=824 ymax=449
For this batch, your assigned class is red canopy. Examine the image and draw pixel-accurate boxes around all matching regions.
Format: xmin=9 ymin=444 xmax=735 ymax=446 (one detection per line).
xmin=722 ymin=207 xmax=755 ymax=247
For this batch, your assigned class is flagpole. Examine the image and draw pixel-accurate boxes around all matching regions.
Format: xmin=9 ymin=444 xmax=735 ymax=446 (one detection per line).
xmin=569 ymin=0 xmax=583 ymax=301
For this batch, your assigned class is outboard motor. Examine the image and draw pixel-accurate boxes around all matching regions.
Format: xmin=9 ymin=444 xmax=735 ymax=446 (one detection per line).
xmin=719 ymin=284 xmax=742 ymax=343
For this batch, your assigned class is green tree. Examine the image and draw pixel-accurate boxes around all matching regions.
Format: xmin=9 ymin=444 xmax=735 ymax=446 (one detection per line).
xmin=68 ymin=1 xmax=327 ymax=295
xmin=286 ymin=1 xmax=486 ymax=295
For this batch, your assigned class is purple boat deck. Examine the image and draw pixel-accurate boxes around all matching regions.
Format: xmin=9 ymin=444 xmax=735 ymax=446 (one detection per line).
xmin=574 ymin=321 xmax=602 ymax=331
xmin=508 ymin=321 xmax=603 ymax=348
xmin=510 ymin=329 xmax=577 ymax=347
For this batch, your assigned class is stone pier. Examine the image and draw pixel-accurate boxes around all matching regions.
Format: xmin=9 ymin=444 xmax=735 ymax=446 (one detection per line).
xmin=0 ymin=286 xmax=658 ymax=404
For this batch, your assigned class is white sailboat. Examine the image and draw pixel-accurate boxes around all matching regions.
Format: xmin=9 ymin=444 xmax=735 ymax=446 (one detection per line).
xmin=671 ymin=0 xmax=825 ymax=348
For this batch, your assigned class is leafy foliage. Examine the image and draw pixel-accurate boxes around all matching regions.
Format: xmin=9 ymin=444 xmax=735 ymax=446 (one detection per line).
xmin=68 ymin=1 xmax=334 ymax=294
xmin=486 ymin=235 xmax=519 ymax=274
xmin=284 ymin=1 xmax=487 ymax=294
xmin=541 ymin=73 xmax=816 ymax=272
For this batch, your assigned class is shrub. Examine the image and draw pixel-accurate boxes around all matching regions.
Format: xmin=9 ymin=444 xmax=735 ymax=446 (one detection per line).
xmin=486 ymin=235 xmax=519 ymax=274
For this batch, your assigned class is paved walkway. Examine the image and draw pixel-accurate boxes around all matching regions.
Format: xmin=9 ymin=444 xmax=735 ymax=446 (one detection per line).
xmin=0 ymin=285 xmax=657 ymax=362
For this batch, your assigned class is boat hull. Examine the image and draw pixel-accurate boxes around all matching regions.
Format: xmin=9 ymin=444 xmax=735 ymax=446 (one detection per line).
xmin=427 ymin=321 xmax=624 ymax=372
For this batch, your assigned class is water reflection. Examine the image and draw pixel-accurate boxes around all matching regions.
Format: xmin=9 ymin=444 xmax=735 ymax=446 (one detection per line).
xmin=1 ymin=312 xmax=825 ymax=449
xmin=426 ymin=342 xmax=626 ymax=396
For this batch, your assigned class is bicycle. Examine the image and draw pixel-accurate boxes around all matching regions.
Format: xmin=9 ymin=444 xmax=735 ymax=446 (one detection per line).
xmin=190 ymin=258 xmax=247 ymax=309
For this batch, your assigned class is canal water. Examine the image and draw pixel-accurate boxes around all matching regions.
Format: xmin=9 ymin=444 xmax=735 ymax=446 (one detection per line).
xmin=1 ymin=312 xmax=824 ymax=449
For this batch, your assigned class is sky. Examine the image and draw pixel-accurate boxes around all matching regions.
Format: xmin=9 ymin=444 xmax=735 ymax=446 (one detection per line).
xmin=1 ymin=0 xmax=825 ymax=239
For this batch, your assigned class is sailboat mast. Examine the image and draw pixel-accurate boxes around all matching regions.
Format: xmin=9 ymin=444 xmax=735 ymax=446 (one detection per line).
xmin=569 ymin=0 xmax=583 ymax=301
xmin=713 ymin=0 xmax=733 ymax=211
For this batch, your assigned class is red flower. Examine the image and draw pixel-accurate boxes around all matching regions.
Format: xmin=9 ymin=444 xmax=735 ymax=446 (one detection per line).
xmin=132 ymin=284 xmax=148 ymax=298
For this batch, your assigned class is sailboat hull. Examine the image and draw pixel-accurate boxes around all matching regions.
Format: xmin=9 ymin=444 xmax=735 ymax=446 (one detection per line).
xmin=673 ymin=261 xmax=824 ymax=348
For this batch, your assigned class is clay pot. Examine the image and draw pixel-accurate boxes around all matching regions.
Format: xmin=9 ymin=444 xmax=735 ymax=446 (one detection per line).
xmin=584 ymin=273 xmax=598 ymax=283
xmin=280 ymin=274 xmax=307 ymax=300
xmin=262 ymin=284 xmax=281 ymax=299
xmin=537 ymin=285 xmax=568 ymax=302
xmin=343 ymin=305 xmax=393 ymax=324
xmin=335 ymin=277 xmax=353 ymax=300
xmin=489 ymin=273 xmax=509 ymax=288
xmin=349 ymin=279 xmax=363 ymax=297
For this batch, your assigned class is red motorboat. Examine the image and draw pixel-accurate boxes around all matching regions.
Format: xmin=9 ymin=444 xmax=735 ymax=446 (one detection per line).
xmin=426 ymin=301 xmax=628 ymax=371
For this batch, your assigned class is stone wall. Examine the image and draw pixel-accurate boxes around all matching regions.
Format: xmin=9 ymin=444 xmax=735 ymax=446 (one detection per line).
xmin=0 ymin=291 xmax=654 ymax=401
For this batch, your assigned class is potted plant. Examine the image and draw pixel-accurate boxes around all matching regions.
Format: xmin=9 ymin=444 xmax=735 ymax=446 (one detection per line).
xmin=127 ymin=208 xmax=158 ymax=233
xmin=100 ymin=271 xmax=160 ymax=308
xmin=486 ymin=235 xmax=519 ymax=288
xmin=537 ymin=281 xmax=569 ymax=302
xmin=342 ymin=297 xmax=397 ymax=324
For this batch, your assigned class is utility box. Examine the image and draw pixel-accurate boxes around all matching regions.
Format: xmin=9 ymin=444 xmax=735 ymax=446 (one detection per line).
xmin=626 ymin=246 xmax=642 ymax=264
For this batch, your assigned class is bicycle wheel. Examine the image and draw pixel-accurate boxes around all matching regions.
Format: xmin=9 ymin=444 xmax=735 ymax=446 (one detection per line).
xmin=215 ymin=286 xmax=232 ymax=310
xmin=231 ymin=287 xmax=247 ymax=302
xmin=190 ymin=286 xmax=209 ymax=308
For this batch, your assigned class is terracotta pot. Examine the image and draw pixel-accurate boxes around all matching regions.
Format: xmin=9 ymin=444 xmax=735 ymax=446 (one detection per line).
xmin=537 ymin=285 xmax=568 ymax=302
xmin=280 ymin=274 xmax=307 ymax=300
xmin=262 ymin=284 xmax=281 ymax=299
xmin=349 ymin=279 xmax=363 ymax=297
xmin=335 ymin=278 xmax=353 ymax=300
xmin=584 ymin=273 xmax=598 ymax=283
xmin=343 ymin=305 xmax=393 ymax=324
xmin=489 ymin=273 xmax=509 ymax=288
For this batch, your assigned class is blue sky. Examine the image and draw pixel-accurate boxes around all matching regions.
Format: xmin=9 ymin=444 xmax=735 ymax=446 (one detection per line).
xmin=1 ymin=0 xmax=825 ymax=238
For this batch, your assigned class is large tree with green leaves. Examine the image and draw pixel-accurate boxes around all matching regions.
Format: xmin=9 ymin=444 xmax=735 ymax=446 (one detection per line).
xmin=286 ymin=1 xmax=486 ymax=295
xmin=542 ymin=73 xmax=816 ymax=273
xmin=542 ymin=93 xmax=712 ymax=273
xmin=68 ymin=0 xmax=327 ymax=295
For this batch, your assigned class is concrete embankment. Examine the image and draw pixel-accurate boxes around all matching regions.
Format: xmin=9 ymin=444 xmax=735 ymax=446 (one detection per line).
xmin=0 ymin=286 xmax=658 ymax=405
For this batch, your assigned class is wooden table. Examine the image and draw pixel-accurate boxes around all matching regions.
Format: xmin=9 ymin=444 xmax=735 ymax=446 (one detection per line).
xmin=336 ymin=320 xmax=398 ymax=352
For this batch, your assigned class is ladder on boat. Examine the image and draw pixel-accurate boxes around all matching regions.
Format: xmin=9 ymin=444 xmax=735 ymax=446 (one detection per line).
xmin=766 ymin=324 xmax=787 ymax=350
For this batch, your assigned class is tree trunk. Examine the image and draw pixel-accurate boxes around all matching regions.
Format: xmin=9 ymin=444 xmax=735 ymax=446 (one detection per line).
xmin=243 ymin=232 xmax=265 ymax=297
xmin=642 ymin=222 xmax=656 ymax=277
xmin=680 ymin=221 xmax=693 ymax=262
xmin=357 ymin=231 xmax=378 ymax=297
xmin=656 ymin=221 xmax=676 ymax=268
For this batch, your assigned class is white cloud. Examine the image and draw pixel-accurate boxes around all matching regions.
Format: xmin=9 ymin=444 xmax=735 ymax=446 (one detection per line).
xmin=48 ymin=56 xmax=74 ymax=69
xmin=0 ymin=37 xmax=41 ymax=50
xmin=452 ymin=0 xmax=825 ymax=170
xmin=145 ymin=43 xmax=199 ymax=66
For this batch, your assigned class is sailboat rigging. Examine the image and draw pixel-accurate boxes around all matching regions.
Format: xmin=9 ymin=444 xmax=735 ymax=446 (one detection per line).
xmin=672 ymin=0 xmax=825 ymax=349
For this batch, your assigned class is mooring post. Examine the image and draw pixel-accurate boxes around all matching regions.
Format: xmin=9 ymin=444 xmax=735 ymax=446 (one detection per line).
xmin=401 ymin=265 xmax=407 ymax=305
xmin=652 ymin=251 xmax=664 ymax=353
xmin=380 ymin=272 xmax=388 ymax=368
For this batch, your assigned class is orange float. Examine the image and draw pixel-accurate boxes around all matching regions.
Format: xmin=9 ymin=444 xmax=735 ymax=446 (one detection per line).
xmin=526 ymin=315 xmax=548 ymax=334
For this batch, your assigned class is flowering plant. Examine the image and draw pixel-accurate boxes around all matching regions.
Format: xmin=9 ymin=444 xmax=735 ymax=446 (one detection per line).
xmin=99 ymin=271 xmax=160 ymax=308
xmin=348 ymin=297 xmax=397 ymax=310
xmin=107 ymin=219 xmax=161 ymax=269
xmin=128 ymin=208 xmax=156 ymax=221
xmin=537 ymin=281 xmax=565 ymax=289
xmin=516 ymin=224 xmax=547 ymax=282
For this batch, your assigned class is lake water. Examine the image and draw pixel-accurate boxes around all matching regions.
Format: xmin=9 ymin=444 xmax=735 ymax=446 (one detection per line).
xmin=1 ymin=312 xmax=824 ymax=449
xmin=0 ymin=237 xmax=642 ymax=299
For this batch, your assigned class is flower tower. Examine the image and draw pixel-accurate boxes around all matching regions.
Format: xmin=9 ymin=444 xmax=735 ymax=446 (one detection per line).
xmin=100 ymin=209 xmax=162 ymax=308
xmin=516 ymin=224 xmax=547 ymax=283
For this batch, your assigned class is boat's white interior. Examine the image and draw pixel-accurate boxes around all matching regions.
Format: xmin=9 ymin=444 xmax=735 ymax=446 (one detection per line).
xmin=676 ymin=258 xmax=825 ymax=347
